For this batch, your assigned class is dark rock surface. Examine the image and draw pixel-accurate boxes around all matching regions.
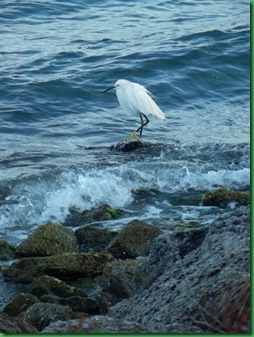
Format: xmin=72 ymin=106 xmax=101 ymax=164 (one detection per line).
xmin=2 ymin=293 xmax=39 ymax=317
xmin=75 ymin=224 xmax=118 ymax=251
xmin=25 ymin=302 xmax=75 ymax=331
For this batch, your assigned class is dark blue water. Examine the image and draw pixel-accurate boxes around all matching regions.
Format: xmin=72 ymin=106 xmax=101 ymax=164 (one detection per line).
xmin=0 ymin=0 xmax=250 ymax=245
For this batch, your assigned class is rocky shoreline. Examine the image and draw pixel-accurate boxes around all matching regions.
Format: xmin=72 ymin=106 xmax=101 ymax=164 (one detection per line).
xmin=0 ymin=188 xmax=250 ymax=333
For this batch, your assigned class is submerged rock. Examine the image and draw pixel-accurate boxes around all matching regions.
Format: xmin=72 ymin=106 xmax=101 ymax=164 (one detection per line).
xmin=2 ymin=252 xmax=115 ymax=282
xmin=16 ymin=222 xmax=80 ymax=257
xmin=107 ymin=219 xmax=163 ymax=259
xmin=202 ymin=188 xmax=250 ymax=208
xmin=81 ymin=204 xmax=122 ymax=225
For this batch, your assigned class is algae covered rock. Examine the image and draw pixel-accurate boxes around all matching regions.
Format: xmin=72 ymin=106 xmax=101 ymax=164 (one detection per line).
xmin=3 ymin=293 xmax=39 ymax=317
xmin=202 ymin=188 xmax=250 ymax=207
xmin=75 ymin=224 xmax=118 ymax=251
xmin=2 ymin=252 xmax=115 ymax=282
xmin=28 ymin=275 xmax=88 ymax=298
xmin=16 ymin=222 xmax=80 ymax=257
xmin=25 ymin=302 xmax=75 ymax=331
xmin=0 ymin=240 xmax=16 ymax=260
xmin=107 ymin=220 xmax=163 ymax=259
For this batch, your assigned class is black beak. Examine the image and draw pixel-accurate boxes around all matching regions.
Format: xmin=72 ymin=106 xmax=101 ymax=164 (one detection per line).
xmin=101 ymin=85 xmax=115 ymax=93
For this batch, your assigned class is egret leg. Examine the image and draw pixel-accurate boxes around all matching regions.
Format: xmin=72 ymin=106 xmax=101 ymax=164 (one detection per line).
xmin=136 ymin=113 xmax=149 ymax=138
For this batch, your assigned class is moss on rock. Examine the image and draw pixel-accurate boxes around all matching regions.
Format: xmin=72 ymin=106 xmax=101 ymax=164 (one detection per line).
xmin=2 ymin=252 xmax=115 ymax=282
xmin=28 ymin=275 xmax=88 ymax=298
xmin=0 ymin=240 xmax=16 ymax=260
xmin=202 ymin=188 xmax=250 ymax=207
xmin=106 ymin=220 xmax=163 ymax=259
xmin=3 ymin=293 xmax=39 ymax=317
xmin=75 ymin=224 xmax=118 ymax=251
xmin=16 ymin=222 xmax=80 ymax=257
xmin=81 ymin=204 xmax=122 ymax=224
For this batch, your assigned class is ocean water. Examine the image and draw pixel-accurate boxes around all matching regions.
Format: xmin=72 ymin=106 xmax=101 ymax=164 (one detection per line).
xmin=0 ymin=0 xmax=250 ymax=245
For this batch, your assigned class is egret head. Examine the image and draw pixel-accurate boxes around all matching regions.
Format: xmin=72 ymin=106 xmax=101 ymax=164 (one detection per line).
xmin=102 ymin=79 xmax=130 ymax=93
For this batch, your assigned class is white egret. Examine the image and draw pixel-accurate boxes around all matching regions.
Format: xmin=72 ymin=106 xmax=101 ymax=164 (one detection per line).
xmin=102 ymin=79 xmax=165 ymax=142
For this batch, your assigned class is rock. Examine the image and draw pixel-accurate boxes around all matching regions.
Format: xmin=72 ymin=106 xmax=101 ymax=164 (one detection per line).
xmin=102 ymin=259 xmax=145 ymax=299
xmin=25 ymin=302 xmax=75 ymax=331
xmin=80 ymin=204 xmax=122 ymax=225
xmin=110 ymin=140 xmax=149 ymax=152
xmin=40 ymin=294 xmax=100 ymax=315
xmin=2 ymin=252 xmax=115 ymax=282
xmin=41 ymin=315 xmax=162 ymax=333
xmin=0 ymin=312 xmax=38 ymax=333
xmin=202 ymin=188 xmax=250 ymax=208
xmin=75 ymin=224 xmax=118 ymax=251
xmin=95 ymin=259 xmax=146 ymax=312
xmin=0 ymin=240 xmax=16 ymax=260
xmin=3 ymin=293 xmax=39 ymax=317
xmin=107 ymin=220 xmax=163 ymax=259
xmin=28 ymin=275 xmax=88 ymax=298
xmin=16 ymin=222 xmax=80 ymax=257
xmin=109 ymin=206 xmax=250 ymax=333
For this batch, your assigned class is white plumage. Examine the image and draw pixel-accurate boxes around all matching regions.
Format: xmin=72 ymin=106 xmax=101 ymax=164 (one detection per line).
xmin=102 ymin=79 xmax=165 ymax=141
xmin=114 ymin=79 xmax=165 ymax=120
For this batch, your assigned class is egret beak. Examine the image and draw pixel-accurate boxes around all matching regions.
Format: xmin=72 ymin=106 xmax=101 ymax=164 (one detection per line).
xmin=101 ymin=85 xmax=115 ymax=93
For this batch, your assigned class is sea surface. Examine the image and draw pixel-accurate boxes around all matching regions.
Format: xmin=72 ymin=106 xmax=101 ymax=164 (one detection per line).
xmin=0 ymin=0 xmax=250 ymax=245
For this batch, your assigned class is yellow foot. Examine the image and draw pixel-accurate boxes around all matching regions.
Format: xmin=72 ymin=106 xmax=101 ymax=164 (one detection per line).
xmin=127 ymin=131 xmax=136 ymax=143
xmin=127 ymin=131 xmax=144 ymax=143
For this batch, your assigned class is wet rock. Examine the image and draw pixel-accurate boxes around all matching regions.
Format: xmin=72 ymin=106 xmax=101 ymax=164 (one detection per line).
xmin=110 ymin=140 xmax=149 ymax=152
xmin=109 ymin=206 xmax=250 ymax=333
xmin=75 ymin=224 xmax=118 ymax=251
xmin=3 ymin=293 xmax=39 ymax=317
xmin=40 ymin=294 xmax=100 ymax=315
xmin=28 ymin=275 xmax=88 ymax=298
xmin=25 ymin=302 xmax=75 ymax=331
xmin=0 ymin=240 xmax=16 ymax=260
xmin=16 ymin=222 xmax=80 ymax=257
xmin=107 ymin=220 xmax=163 ymax=259
xmin=202 ymin=188 xmax=250 ymax=208
xmin=80 ymin=204 xmax=122 ymax=225
xmin=41 ymin=315 xmax=162 ymax=333
xmin=2 ymin=252 xmax=115 ymax=282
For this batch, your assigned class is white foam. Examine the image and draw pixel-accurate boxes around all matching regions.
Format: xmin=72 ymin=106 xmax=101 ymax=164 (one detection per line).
xmin=0 ymin=161 xmax=250 ymax=239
